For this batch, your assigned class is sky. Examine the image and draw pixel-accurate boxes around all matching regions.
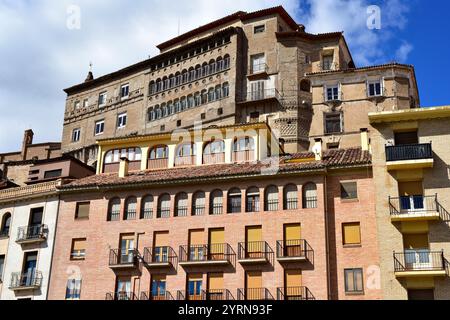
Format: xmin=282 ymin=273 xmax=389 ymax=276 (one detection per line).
xmin=0 ymin=0 xmax=449 ymax=153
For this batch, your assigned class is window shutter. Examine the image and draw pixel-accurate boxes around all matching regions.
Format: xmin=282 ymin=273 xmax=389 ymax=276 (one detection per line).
xmin=76 ymin=203 xmax=90 ymax=219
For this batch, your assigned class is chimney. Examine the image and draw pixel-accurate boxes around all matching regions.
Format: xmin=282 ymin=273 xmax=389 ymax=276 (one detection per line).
xmin=21 ymin=129 xmax=34 ymax=160
xmin=118 ymin=157 xmax=129 ymax=178
xmin=360 ymin=128 xmax=370 ymax=152
xmin=312 ymin=138 xmax=323 ymax=161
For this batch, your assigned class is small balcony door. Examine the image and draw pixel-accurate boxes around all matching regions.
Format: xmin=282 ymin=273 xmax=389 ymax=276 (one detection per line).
xmin=207 ymin=273 xmax=224 ymax=300
xmin=394 ymin=131 xmax=418 ymax=145
xmin=284 ymin=270 xmax=302 ymax=300
xmin=189 ymin=229 xmax=205 ymax=261
xmin=119 ymin=234 xmax=135 ymax=264
xmin=283 ymin=224 xmax=302 ymax=257
xmin=403 ymin=234 xmax=432 ymax=269
xmin=116 ymin=277 xmax=132 ymax=300
xmin=22 ymin=251 xmax=38 ymax=286
xmin=245 ymin=226 xmax=262 ymax=259
xmin=29 ymin=208 xmax=43 ymax=238
xmin=151 ymin=275 xmax=167 ymax=300
xmin=187 ymin=273 xmax=203 ymax=300
xmin=398 ymin=181 xmax=424 ymax=212
xmin=245 ymin=271 xmax=262 ymax=300
xmin=153 ymin=232 xmax=169 ymax=263
xmin=250 ymin=81 xmax=265 ymax=100
xmin=208 ymin=228 xmax=225 ymax=261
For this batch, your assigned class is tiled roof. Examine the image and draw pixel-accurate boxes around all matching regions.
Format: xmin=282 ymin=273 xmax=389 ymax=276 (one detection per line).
xmin=306 ymin=62 xmax=414 ymax=76
xmin=59 ymin=148 xmax=371 ymax=191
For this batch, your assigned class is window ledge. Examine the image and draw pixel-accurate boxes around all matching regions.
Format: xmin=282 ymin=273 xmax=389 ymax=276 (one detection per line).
xmin=343 ymin=244 xmax=362 ymax=249
xmin=340 ymin=199 xmax=359 ymax=203
xmin=345 ymin=292 xmax=365 ymax=296
xmin=75 ymin=217 xmax=89 ymax=221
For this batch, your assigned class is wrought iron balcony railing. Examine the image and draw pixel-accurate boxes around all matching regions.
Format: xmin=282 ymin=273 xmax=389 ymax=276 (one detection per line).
xmin=105 ymin=291 xmax=138 ymax=300
xmin=249 ymin=62 xmax=269 ymax=75
xmin=16 ymin=225 xmax=48 ymax=243
xmin=202 ymin=289 xmax=234 ymax=300
xmin=109 ymin=249 xmax=139 ymax=267
xmin=238 ymin=241 xmax=273 ymax=262
xmin=140 ymin=291 xmax=174 ymax=301
xmin=237 ymin=288 xmax=274 ymax=300
xmin=9 ymin=271 xmax=43 ymax=290
xmin=389 ymin=195 xmax=439 ymax=216
xmin=394 ymin=250 xmax=448 ymax=273
xmin=277 ymin=287 xmax=315 ymax=300
xmin=143 ymin=246 xmax=177 ymax=267
xmin=240 ymin=88 xmax=281 ymax=103
xmin=179 ymin=243 xmax=235 ymax=264
xmin=124 ymin=209 xmax=137 ymax=220
xmin=386 ymin=143 xmax=433 ymax=162
xmin=276 ymin=240 xmax=313 ymax=262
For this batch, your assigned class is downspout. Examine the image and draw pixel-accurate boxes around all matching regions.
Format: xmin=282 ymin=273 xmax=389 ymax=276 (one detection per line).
xmin=324 ymin=173 xmax=332 ymax=300
xmin=46 ymin=187 xmax=61 ymax=300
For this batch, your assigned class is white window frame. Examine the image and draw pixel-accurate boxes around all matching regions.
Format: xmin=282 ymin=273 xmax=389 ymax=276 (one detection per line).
xmin=325 ymin=84 xmax=341 ymax=101
xmin=74 ymin=101 xmax=80 ymax=110
xmin=367 ymin=79 xmax=384 ymax=97
xmin=250 ymin=53 xmax=266 ymax=74
xmin=72 ymin=128 xmax=81 ymax=142
xmin=117 ymin=113 xmax=127 ymax=129
xmin=322 ymin=54 xmax=334 ymax=71
xmin=254 ymin=24 xmax=266 ymax=34
xmin=120 ymin=84 xmax=130 ymax=99
xmin=95 ymin=120 xmax=105 ymax=136
xmin=98 ymin=92 xmax=107 ymax=107
xmin=82 ymin=99 xmax=89 ymax=108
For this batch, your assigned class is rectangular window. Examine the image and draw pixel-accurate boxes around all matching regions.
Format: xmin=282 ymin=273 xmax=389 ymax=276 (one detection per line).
xmin=250 ymin=54 xmax=266 ymax=74
xmin=117 ymin=113 xmax=127 ymax=129
xmin=187 ymin=273 xmax=203 ymax=300
xmin=72 ymin=128 xmax=81 ymax=142
xmin=344 ymin=269 xmax=364 ymax=294
xmin=95 ymin=120 xmax=105 ymax=136
xmin=341 ymin=182 xmax=358 ymax=200
xmin=66 ymin=279 xmax=82 ymax=300
xmin=368 ymin=80 xmax=382 ymax=97
xmin=82 ymin=99 xmax=89 ymax=108
xmin=322 ymin=54 xmax=334 ymax=70
xmin=71 ymin=238 xmax=86 ymax=260
xmin=75 ymin=202 xmax=90 ymax=219
xmin=324 ymin=112 xmax=343 ymax=134
xmin=325 ymin=85 xmax=340 ymax=101
xmin=342 ymin=223 xmax=361 ymax=245
xmin=74 ymin=101 xmax=80 ymax=110
xmin=98 ymin=92 xmax=107 ymax=106
xmin=44 ymin=169 xmax=62 ymax=179
xmin=120 ymin=84 xmax=130 ymax=99
xmin=254 ymin=25 xmax=265 ymax=34
xmin=0 ymin=255 xmax=4 ymax=281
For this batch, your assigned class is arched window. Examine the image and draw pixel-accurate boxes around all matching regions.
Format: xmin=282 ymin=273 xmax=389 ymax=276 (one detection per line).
xmin=157 ymin=194 xmax=171 ymax=218
xmin=246 ymin=187 xmax=260 ymax=213
xmin=223 ymin=54 xmax=230 ymax=69
xmin=227 ymin=188 xmax=241 ymax=213
xmin=147 ymin=107 xmax=155 ymax=122
xmin=192 ymin=191 xmax=206 ymax=216
xmin=209 ymin=59 xmax=216 ymax=74
xmin=175 ymin=192 xmax=188 ymax=217
xmin=210 ymin=190 xmax=223 ymax=215
xmin=222 ymin=82 xmax=230 ymax=98
xmin=195 ymin=65 xmax=202 ymax=79
xmin=215 ymin=85 xmax=222 ymax=100
xmin=155 ymin=106 xmax=162 ymax=119
xmin=169 ymin=75 xmax=176 ymax=88
xmin=201 ymin=90 xmax=208 ymax=104
xmin=187 ymin=95 xmax=195 ymax=108
xmin=202 ymin=63 xmax=209 ymax=76
xmin=149 ymin=81 xmax=156 ymax=95
xmin=149 ymin=145 xmax=168 ymax=160
xmin=1 ymin=212 xmax=11 ymax=237
xmin=265 ymin=185 xmax=279 ymax=211
xmin=174 ymin=99 xmax=181 ymax=113
xmin=162 ymin=76 xmax=169 ymax=90
xmin=124 ymin=197 xmax=137 ymax=220
xmin=107 ymin=198 xmax=121 ymax=221
xmin=140 ymin=195 xmax=153 ymax=219
xmin=284 ymin=184 xmax=298 ymax=210
xmin=189 ymin=67 xmax=195 ymax=81
xmin=175 ymin=72 xmax=182 ymax=86
xmin=167 ymin=101 xmax=174 ymax=114
xmin=208 ymin=88 xmax=215 ymax=102
xmin=182 ymin=70 xmax=188 ymax=83
xmin=216 ymin=57 xmax=224 ymax=71
xmin=203 ymin=140 xmax=225 ymax=164
xmin=103 ymin=147 xmax=142 ymax=173
xmin=194 ymin=92 xmax=201 ymax=106
xmin=180 ymin=97 xmax=187 ymax=110
xmin=155 ymin=79 xmax=162 ymax=92
xmin=161 ymin=103 xmax=168 ymax=117
xmin=303 ymin=183 xmax=317 ymax=209
xmin=233 ymin=137 xmax=255 ymax=162
xmin=175 ymin=143 xmax=196 ymax=167
xmin=300 ymin=79 xmax=311 ymax=92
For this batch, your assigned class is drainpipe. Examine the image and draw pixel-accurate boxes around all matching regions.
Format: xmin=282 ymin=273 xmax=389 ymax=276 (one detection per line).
xmin=324 ymin=174 xmax=332 ymax=300
xmin=46 ymin=185 xmax=61 ymax=300
xmin=135 ymin=232 xmax=145 ymax=299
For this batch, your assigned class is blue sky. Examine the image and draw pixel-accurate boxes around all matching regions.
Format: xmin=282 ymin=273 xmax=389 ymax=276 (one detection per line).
xmin=0 ymin=0 xmax=449 ymax=153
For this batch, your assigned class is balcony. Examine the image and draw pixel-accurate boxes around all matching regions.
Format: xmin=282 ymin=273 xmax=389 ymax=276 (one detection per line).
xmin=237 ymin=288 xmax=274 ymax=300
xmin=143 ymin=246 xmax=177 ymax=269
xmin=232 ymin=150 xmax=255 ymax=163
xmin=109 ymin=249 xmax=140 ymax=270
xmin=277 ymin=287 xmax=315 ymax=300
xmin=9 ymin=271 xmax=43 ymax=291
xmin=385 ymin=143 xmax=434 ymax=171
xmin=394 ymin=250 xmax=449 ymax=278
xmin=177 ymin=289 xmax=235 ymax=301
xmin=148 ymin=158 xmax=168 ymax=170
xmin=248 ymin=63 xmax=269 ymax=79
xmin=203 ymin=153 xmax=225 ymax=165
xmin=238 ymin=88 xmax=282 ymax=105
xmin=276 ymin=240 xmax=313 ymax=263
xmin=174 ymin=155 xmax=196 ymax=167
xmin=389 ymin=195 xmax=450 ymax=222
xmin=238 ymin=241 xmax=273 ymax=265
xmin=179 ymin=244 xmax=235 ymax=267
xmin=105 ymin=292 xmax=138 ymax=300
xmin=140 ymin=291 xmax=174 ymax=301
xmin=16 ymin=225 xmax=48 ymax=245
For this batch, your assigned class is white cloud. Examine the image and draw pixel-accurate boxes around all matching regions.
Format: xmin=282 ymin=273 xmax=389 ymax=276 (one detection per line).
xmin=395 ymin=41 xmax=413 ymax=62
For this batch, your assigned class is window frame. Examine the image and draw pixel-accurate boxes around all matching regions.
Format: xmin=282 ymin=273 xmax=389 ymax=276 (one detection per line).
xmin=95 ymin=120 xmax=105 ymax=136
xmin=75 ymin=202 xmax=90 ymax=220
xmin=98 ymin=92 xmax=107 ymax=107
xmin=254 ymin=24 xmax=266 ymax=34
xmin=344 ymin=268 xmax=364 ymax=295
xmin=342 ymin=222 xmax=362 ymax=246
xmin=340 ymin=181 xmax=358 ymax=201
xmin=70 ymin=238 xmax=87 ymax=261
xmin=117 ymin=113 xmax=127 ymax=129
xmin=367 ymin=79 xmax=383 ymax=97
xmin=324 ymin=112 xmax=343 ymax=134
xmin=325 ymin=84 xmax=340 ymax=101
xmin=72 ymin=128 xmax=81 ymax=142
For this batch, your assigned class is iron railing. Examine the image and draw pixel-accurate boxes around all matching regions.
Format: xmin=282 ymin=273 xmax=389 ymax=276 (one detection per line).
xmin=175 ymin=206 xmax=188 ymax=217
xmin=302 ymin=196 xmax=318 ymax=209
xmin=140 ymin=291 xmax=174 ymax=301
xmin=277 ymin=287 xmax=315 ymax=300
xmin=10 ymin=271 xmax=43 ymax=289
xmin=386 ymin=143 xmax=433 ymax=162
xmin=240 ymin=88 xmax=281 ymax=103
xmin=109 ymin=210 xmax=120 ymax=221
xmin=237 ymin=288 xmax=274 ymax=300
xmin=157 ymin=207 xmax=170 ymax=218
xmin=192 ymin=205 xmax=206 ymax=216
xmin=246 ymin=198 xmax=260 ymax=212
xmin=105 ymin=292 xmax=138 ymax=300
xmin=143 ymin=246 xmax=177 ymax=266
xmin=179 ymin=243 xmax=235 ymax=263
xmin=16 ymin=225 xmax=48 ymax=242
xmin=177 ymin=290 xmax=203 ymax=301
xmin=227 ymin=200 xmax=241 ymax=213
xmin=284 ymin=198 xmax=298 ymax=210
xmin=249 ymin=62 xmax=268 ymax=74
xmin=238 ymin=241 xmax=273 ymax=261
xmin=109 ymin=249 xmax=139 ymax=267
xmin=141 ymin=208 xmax=153 ymax=219
xmin=210 ymin=204 xmax=223 ymax=215
xmin=276 ymin=240 xmax=313 ymax=262
xmin=394 ymin=250 xmax=447 ymax=273
xmin=389 ymin=195 xmax=440 ymax=216
xmin=124 ymin=209 xmax=137 ymax=220
xmin=202 ymin=289 xmax=234 ymax=300
xmin=264 ymin=200 xmax=279 ymax=211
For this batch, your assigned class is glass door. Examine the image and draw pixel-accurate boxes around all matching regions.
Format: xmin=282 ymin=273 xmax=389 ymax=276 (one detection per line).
xmin=120 ymin=235 xmax=135 ymax=264
xmin=22 ymin=252 xmax=38 ymax=286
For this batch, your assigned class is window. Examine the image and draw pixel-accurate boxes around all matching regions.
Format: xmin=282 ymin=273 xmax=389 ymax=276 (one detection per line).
xmin=66 ymin=279 xmax=82 ymax=300
xmin=228 ymin=188 xmax=242 ymax=213
xmin=0 ymin=255 xmax=4 ymax=281
xmin=82 ymin=99 xmax=89 ymax=108
xmin=0 ymin=213 xmax=11 ymax=237
xmin=210 ymin=190 xmax=223 ymax=215
xmin=264 ymin=185 xmax=279 ymax=211
xmin=72 ymin=128 xmax=81 ymax=142
xmin=251 ymin=54 xmax=266 ymax=74
xmin=187 ymin=274 xmax=202 ymax=300
xmin=70 ymin=239 xmax=86 ymax=260
xmin=324 ymin=112 xmax=343 ymax=134
xmin=322 ymin=54 xmax=334 ymax=70
xmin=117 ymin=113 xmax=127 ymax=129
xmin=140 ymin=195 xmax=153 ymax=219
xmin=124 ymin=197 xmax=137 ymax=220
xmin=157 ymin=194 xmax=171 ymax=218
xmin=107 ymin=198 xmax=121 ymax=221
xmin=341 ymin=182 xmax=358 ymax=200
xmin=368 ymin=80 xmax=383 ymax=97
xmin=149 ymin=145 xmax=168 ymax=160
xmin=98 ymin=92 xmax=107 ymax=106
xmin=74 ymin=101 xmax=80 ymax=110
xmin=43 ymin=169 xmax=62 ymax=179
xmin=120 ymin=84 xmax=129 ymax=99
xmin=254 ymin=25 xmax=265 ymax=34
xmin=344 ymin=269 xmax=364 ymax=294
xmin=75 ymin=202 xmax=90 ymax=220
xmin=104 ymin=147 xmax=142 ymax=164
xmin=192 ymin=191 xmax=206 ymax=216
xmin=95 ymin=120 xmax=105 ymax=135
xmin=325 ymin=85 xmax=340 ymax=101
xmin=175 ymin=192 xmax=188 ymax=217
xmin=203 ymin=140 xmax=225 ymax=155
xmin=250 ymin=112 xmax=260 ymax=123
xmin=342 ymin=223 xmax=361 ymax=245
xmin=284 ymin=185 xmax=298 ymax=210
xmin=246 ymin=187 xmax=260 ymax=213
xmin=222 ymin=83 xmax=229 ymax=98
xmin=302 ymin=183 xmax=317 ymax=209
